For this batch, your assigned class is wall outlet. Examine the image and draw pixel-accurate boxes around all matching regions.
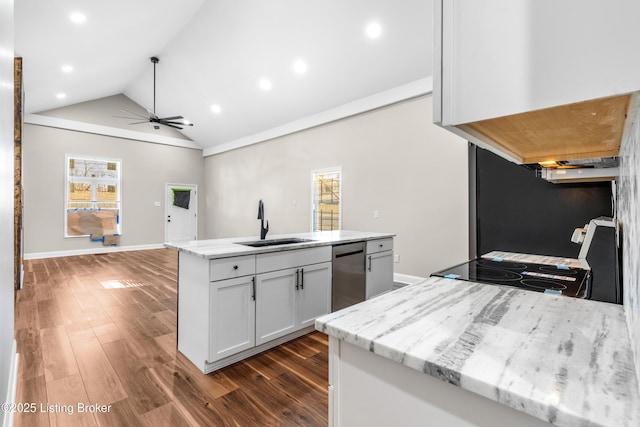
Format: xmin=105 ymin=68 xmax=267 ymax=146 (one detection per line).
xmin=154 ymin=201 xmax=161 ymax=207
xmin=394 ymin=254 xmax=399 ymax=263
xmin=373 ymin=210 xmax=379 ymax=219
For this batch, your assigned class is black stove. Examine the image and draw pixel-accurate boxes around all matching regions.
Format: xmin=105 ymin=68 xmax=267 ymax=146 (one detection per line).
xmin=431 ymin=257 xmax=590 ymax=298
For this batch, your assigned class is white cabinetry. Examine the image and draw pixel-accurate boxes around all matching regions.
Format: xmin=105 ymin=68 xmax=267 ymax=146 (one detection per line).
xmin=210 ymin=276 xmax=255 ymax=361
xmin=256 ymin=247 xmax=331 ymax=345
xmin=366 ymin=238 xmax=393 ymax=299
xmin=297 ymin=262 xmax=332 ymax=328
xmin=178 ymin=245 xmax=331 ymax=373
xmin=255 ymin=268 xmax=296 ymax=345
xmin=435 ymin=0 xmax=640 ymax=126
xmin=434 ymin=0 xmax=640 ymax=164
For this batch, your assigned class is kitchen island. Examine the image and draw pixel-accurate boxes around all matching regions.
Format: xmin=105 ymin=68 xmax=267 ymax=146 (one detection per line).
xmin=316 ymin=259 xmax=639 ymax=426
xmin=165 ymin=230 xmax=394 ymax=373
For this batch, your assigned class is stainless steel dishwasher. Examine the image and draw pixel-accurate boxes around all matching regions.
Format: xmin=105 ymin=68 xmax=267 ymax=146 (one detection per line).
xmin=332 ymin=241 xmax=366 ymax=312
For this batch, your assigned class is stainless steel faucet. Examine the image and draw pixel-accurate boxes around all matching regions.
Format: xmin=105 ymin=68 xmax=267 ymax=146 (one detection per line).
xmin=258 ymin=199 xmax=269 ymax=239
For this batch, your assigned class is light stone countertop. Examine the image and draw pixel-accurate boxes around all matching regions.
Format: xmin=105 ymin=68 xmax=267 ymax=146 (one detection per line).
xmin=164 ymin=230 xmax=395 ymax=259
xmin=316 ymin=256 xmax=639 ymax=426
xmin=482 ymin=250 xmax=590 ymax=270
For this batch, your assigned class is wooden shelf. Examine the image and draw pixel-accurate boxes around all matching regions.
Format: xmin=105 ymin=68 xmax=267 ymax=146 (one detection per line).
xmin=459 ymin=94 xmax=632 ymax=164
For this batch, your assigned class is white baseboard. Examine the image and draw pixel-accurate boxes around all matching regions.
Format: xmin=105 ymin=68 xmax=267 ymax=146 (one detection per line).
xmin=393 ymin=273 xmax=427 ymax=287
xmin=24 ymin=243 xmax=166 ymax=260
xmin=3 ymin=340 xmax=18 ymax=427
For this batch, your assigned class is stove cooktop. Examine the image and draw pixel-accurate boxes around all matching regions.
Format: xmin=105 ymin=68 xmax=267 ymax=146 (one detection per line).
xmin=431 ymin=257 xmax=590 ymax=298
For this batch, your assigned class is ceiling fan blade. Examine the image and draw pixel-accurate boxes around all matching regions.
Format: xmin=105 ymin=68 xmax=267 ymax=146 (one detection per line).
xmin=162 ymin=123 xmax=184 ymax=130
xmin=161 ymin=120 xmax=194 ymax=126
xmin=120 ymin=109 xmax=149 ymax=119
xmin=128 ymin=121 xmax=150 ymax=125
xmin=158 ymin=116 xmax=184 ymax=121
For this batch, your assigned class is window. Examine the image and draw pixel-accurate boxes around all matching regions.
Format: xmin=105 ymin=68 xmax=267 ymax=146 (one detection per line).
xmin=312 ymin=167 xmax=341 ymax=231
xmin=65 ymin=155 xmax=121 ymax=237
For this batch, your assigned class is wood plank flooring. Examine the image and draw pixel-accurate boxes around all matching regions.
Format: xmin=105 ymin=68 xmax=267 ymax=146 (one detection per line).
xmin=14 ymin=249 xmax=329 ymax=427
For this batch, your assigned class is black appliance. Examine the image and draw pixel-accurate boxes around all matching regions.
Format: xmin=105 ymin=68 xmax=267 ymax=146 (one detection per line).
xmin=431 ymin=258 xmax=591 ymax=298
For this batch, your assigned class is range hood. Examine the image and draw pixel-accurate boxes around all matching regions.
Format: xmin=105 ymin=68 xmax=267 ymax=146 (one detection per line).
xmin=531 ymin=157 xmax=619 ymax=184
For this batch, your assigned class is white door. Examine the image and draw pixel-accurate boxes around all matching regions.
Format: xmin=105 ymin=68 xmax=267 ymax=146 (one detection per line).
xmin=165 ymin=183 xmax=198 ymax=242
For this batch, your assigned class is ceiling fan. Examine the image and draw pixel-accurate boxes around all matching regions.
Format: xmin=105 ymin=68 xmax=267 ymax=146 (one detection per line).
xmin=116 ymin=56 xmax=193 ymax=130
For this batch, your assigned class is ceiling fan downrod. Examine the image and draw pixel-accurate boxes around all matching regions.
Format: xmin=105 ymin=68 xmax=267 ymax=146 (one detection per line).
xmin=151 ymin=56 xmax=159 ymax=116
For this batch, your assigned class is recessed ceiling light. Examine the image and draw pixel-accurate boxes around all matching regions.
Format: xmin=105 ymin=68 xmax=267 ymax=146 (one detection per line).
xmin=211 ymin=104 xmax=222 ymax=114
xmin=365 ymin=21 xmax=382 ymax=39
xmin=183 ymin=119 xmax=192 ymax=125
xmin=56 ymin=93 xmax=66 ymax=99
xmin=258 ymin=78 xmax=272 ymax=91
xmin=69 ymin=12 xmax=86 ymax=24
xmin=293 ymin=59 xmax=308 ymax=75
xmin=61 ymin=65 xmax=73 ymax=73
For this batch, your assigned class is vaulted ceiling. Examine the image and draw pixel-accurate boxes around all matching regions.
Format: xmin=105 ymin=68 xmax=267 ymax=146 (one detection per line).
xmin=15 ymin=0 xmax=433 ymax=151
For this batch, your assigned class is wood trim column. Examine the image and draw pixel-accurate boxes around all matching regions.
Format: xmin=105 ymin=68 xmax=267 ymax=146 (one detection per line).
xmin=14 ymin=57 xmax=22 ymax=291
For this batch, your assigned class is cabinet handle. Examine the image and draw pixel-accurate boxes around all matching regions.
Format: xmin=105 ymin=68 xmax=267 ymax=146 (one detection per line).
xmin=300 ymin=268 xmax=304 ymax=290
xmin=252 ymin=277 xmax=256 ymax=301
xmin=295 ymin=269 xmax=300 ymax=290
xmin=368 ymin=255 xmax=372 ymax=272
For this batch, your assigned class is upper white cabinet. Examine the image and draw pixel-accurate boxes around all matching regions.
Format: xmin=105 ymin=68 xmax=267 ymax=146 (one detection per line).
xmin=434 ymin=0 xmax=640 ymax=164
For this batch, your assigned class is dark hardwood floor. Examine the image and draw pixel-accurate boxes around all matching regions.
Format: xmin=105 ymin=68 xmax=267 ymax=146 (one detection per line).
xmin=14 ymin=249 xmax=329 ymax=427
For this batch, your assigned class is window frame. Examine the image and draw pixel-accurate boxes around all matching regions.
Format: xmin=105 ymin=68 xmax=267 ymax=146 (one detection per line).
xmin=64 ymin=154 xmax=122 ymax=238
xmin=311 ymin=166 xmax=342 ymax=232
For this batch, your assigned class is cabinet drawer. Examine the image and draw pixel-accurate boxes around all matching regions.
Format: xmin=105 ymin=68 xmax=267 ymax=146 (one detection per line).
xmin=256 ymin=246 xmax=331 ymax=274
xmin=366 ymin=238 xmax=393 ymax=255
xmin=210 ymin=255 xmax=256 ymax=281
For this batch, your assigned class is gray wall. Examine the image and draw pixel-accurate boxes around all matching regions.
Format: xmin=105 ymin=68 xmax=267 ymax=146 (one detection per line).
xmin=205 ymin=96 xmax=469 ymax=278
xmin=23 ymin=124 xmax=205 ymax=255
xmin=38 ymin=93 xmax=191 ymax=140
xmin=0 ymin=0 xmax=14 ymax=409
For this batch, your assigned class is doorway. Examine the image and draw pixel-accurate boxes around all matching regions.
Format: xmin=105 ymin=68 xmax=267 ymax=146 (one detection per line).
xmin=165 ymin=183 xmax=198 ymax=242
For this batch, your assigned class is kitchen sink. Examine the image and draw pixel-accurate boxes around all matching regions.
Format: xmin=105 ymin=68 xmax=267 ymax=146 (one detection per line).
xmin=237 ymin=238 xmax=316 ymax=247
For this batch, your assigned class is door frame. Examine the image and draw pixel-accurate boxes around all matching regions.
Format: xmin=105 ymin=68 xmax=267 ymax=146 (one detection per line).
xmin=165 ymin=183 xmax=198 ymax=242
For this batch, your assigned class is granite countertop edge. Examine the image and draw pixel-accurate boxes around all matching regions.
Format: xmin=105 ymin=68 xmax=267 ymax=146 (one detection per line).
xmin=164 ymin=230 xmax=395 ymax=259
xmin=316 ymin=275 xmax=639 ymax=427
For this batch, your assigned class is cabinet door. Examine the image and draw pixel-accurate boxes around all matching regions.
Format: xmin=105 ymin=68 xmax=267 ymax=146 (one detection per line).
xmin=209 ymin=276 xmax=256 ymax=362
xmin=255 ymin=268 xmax=297 ymax=346
xmin=366 ymin=251 xmax=393 ymax=299
xmin=437 ymin=0 xmax=640 ymax=126
xmin=297 ymin=262 xmax=331 ymax=329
